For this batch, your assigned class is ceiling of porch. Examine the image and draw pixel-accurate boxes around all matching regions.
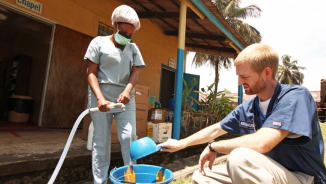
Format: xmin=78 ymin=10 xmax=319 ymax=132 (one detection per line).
xmin=120 ymin=0 xmax=248 ymax=58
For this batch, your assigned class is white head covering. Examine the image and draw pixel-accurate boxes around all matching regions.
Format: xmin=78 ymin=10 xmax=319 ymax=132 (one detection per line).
xmin=111 ymin=5 xmax=140 ymax=30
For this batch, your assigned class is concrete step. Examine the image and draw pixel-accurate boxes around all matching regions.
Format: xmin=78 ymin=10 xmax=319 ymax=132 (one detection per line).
xmin=0 ymin=129 xmax=224 ymax=183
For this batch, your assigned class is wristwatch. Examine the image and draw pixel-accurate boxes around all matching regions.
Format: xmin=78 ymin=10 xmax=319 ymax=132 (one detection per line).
xmin=208 ymin=140 xmax=216 ymax=153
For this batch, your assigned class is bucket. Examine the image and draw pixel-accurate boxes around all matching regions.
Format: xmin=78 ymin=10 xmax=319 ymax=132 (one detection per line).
xmin=8 ymin=95 xmax=33 ymax=123
xmin=110 ymin=164 xmax=174 ymax=184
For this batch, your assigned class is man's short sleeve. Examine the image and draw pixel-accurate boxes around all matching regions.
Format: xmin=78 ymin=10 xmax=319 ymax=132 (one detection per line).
xmin=131 ymin=44 xmax=145 ymax=69
xmin=84 ymin=37 xmax=101 ymax=64
xmin=263 ymin=87 xmax=313 ymax=145
xmin=220 ymin=105 xmax=241 ymax=135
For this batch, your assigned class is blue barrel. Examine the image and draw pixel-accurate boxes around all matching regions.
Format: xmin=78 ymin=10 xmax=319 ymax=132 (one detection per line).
xmin=110 ymin=164 xmax=174 ymax=184
xmin=168 ymin=98 xmax=175 ymax=110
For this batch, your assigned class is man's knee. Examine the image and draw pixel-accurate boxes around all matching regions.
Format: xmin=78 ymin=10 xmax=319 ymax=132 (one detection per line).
xmin=227 ymin=147 xmax=258 ymax=170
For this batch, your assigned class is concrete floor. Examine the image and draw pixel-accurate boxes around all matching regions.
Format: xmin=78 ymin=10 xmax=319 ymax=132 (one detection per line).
xmin=0 ymin=128 xmax=107 ymax=183
xmin=0 ymin=128 xmax=227 ymax=183
xmin=0 ymin=129 xmax=99 ymax=165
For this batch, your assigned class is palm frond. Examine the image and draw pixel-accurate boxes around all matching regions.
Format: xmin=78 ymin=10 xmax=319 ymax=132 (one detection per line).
xmin=229 ymin=5 xmax=261 ymax=19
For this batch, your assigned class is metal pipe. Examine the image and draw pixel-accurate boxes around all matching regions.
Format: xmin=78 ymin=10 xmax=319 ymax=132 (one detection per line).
xmin=177 ymin=0 xmax=187 ymax=50
xmin=173 ymin=0 xmax=187 ymax=140
xmin=238 ymin=85 xmax=243 ymax=105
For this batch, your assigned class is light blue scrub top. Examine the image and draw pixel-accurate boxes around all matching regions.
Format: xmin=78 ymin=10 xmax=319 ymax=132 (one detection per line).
xmin=84 ymin=36 xmax=145 ymax=113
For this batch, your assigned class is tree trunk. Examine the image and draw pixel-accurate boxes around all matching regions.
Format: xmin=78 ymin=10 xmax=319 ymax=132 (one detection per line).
xmin=214 ymin=62 xmax=219 ymax=94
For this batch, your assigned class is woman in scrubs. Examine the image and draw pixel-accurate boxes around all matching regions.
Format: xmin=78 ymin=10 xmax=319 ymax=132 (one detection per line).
xmin=84 ymin=5 xmax=145 ymax=184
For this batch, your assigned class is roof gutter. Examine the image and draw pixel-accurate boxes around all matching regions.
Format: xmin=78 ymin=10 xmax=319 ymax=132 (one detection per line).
xmin=190 ymin=0 xmax=245 ymax=50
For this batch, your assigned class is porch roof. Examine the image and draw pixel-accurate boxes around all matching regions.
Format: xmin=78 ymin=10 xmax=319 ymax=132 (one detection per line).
xmin=120 ymin=0 xmax=248 ymax=58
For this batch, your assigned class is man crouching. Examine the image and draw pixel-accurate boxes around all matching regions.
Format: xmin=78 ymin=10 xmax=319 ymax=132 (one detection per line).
xmin=159 ymin=43 xmax=326 ymax=184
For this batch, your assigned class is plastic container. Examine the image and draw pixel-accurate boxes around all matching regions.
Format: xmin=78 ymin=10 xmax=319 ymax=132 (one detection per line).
xmin=149 ymin=94 xmax=156 ymax=105
xmin=8 ymin=95 xmax=33 ymax=123
xmin=165 ymin=111 xmax=174 ymax=123
xmin=87 ymin=122 xmax=94 ymax=150
xmin=110 ymin=164 xmax=174 ymax=184
xmin=130 ymin=137 xmax=161 ymax=161
xmin=155 ymin=102 xmax=161 ymax=108
xmin=168 ymin=98 xmax=175 ymax=110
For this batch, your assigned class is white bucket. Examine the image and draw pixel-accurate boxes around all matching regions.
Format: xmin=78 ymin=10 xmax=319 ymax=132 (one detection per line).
xmin=87 ymin=122 xmax=94 ymax=150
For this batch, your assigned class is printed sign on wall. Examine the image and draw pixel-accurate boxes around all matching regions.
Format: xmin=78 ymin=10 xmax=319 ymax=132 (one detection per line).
xmin=168 ymin=58 xmax=175 ymax=68
xmin=16 ymin=0 xmax=42 ymax=14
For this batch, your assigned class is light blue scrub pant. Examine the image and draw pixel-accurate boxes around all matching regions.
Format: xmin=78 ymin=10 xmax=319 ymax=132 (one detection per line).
xmin=90 ymin=110 xmax=137 ymax=184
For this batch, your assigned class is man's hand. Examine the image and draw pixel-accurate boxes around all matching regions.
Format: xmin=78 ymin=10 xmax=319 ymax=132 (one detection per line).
xmin=157 ymin=139 xmax=185 ymax=153
xmin=97 ymin=99 xmax=112 ymax=112
xmin=199 ymin=146 xmax=217 ymax=176
xmin=118 ymin=91 xmax=130 ymax=105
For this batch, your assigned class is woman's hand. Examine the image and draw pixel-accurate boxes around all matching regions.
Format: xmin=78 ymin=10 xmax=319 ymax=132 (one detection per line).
xmin=118 ymin=91 xmax=130 ymax=105
xmin=97 ymin=98 xmax=112 ymax=112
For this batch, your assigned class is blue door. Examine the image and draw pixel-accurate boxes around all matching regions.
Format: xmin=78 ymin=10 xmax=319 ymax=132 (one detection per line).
xmin=183 ymin=73 xmax=200 ymax=111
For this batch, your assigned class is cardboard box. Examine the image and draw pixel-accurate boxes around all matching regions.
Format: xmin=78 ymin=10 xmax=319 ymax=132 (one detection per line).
xmin=134 ymin=85 xmax=150 ymax=139
xmin=82 ymin=116 xmax=119 ymax=143
xmin=82 ymin=84 xmax=150 ymax=143
xmin=148 ymin=108 xmax=166 ymax=123
xmin=158 ymin=123 xmax=172 ymax=143
xmin=147 ymin=122 xmax=159 ymax=143
xmin=147 ymin=122 xmax=172 ymax=143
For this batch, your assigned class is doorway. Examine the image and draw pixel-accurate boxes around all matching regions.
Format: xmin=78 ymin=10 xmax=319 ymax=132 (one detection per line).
xmin=160 ymin=65 xmax=176 ymax=109
xmin=0 ymin=4 xmax=54 ymax=126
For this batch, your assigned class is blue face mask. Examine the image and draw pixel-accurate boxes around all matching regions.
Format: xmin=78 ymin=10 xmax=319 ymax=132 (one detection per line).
xmin=114 ymin=24 xmax=132 ymax=45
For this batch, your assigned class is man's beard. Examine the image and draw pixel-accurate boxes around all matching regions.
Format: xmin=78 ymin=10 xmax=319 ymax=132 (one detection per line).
xmin=243 ymin=77 xmax=266 ymax=95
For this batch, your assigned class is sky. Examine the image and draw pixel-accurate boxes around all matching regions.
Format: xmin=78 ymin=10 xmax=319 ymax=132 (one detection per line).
xmin=185 ymin=0 xmax=326 ymax=93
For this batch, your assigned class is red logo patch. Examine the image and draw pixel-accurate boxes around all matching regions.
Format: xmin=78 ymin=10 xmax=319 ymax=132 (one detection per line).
xmin=272 ymin=122 xmax=282 ymax=126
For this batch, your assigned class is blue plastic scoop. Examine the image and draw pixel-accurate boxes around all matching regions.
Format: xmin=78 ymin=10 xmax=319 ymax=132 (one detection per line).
xmin=130 ymin=137 xmax=163 ymax=161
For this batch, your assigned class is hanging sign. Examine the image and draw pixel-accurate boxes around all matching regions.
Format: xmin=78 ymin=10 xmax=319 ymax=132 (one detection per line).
xmin=168 ymin=58 xmax=175 ymax=68
xmin=16 ymin=0 xmax=42 ymax=14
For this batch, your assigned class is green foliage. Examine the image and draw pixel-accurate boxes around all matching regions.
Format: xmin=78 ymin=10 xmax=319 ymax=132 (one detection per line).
xmin=182 ymin=78 xmax=200 ymax=112
xmin=215 ymin=93 xmax=237 ymax=117
xmin=276 ymin=54 xmax=306 ymax=85
xmin=195 ymin=83 xmax=237 ymax=117
xmin=223 ymin=88 xmax=231 ymax=93
xmin=215 ymin=0 xmax=262 ymax=44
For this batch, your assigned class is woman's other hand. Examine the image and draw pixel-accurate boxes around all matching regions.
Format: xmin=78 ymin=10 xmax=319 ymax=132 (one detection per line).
xmin=118 ymin=91 xmax=130 ymax=105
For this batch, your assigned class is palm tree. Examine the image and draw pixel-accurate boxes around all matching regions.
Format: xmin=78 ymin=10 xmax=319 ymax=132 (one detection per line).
xmin=277 ymin=55 xmax=306 ymax=85
xmin=192 ymin=0 xmax=262 ymax=94
xmin=216 ymin=0 xmax=262 ymax=44
xmin=192 ymin=53 xmax=232 ymax=94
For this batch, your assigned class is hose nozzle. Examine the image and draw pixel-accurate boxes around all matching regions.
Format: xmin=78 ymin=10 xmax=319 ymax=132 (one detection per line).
xmin=89 ymin=103 xmax=126 ymax=113
xmin=112 ymin=103 xmax=126 ymax=111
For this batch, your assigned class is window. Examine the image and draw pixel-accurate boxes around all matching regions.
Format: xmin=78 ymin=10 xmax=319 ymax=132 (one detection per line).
xmin=98 ymin=22 xmax=114 ymax=36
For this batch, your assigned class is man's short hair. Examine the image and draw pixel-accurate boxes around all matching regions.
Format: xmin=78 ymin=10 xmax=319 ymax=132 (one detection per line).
xmin=234 ymin=43 xmax=279 ymax=79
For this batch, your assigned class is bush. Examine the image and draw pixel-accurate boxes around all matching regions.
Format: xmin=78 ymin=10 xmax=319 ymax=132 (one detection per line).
xmin=195 ymin=82 xmax=237 ymax=117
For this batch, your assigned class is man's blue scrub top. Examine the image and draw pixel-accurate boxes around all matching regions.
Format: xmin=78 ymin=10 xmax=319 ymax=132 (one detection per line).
xmin=220 ymin=83 xmax=326 ymax=183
